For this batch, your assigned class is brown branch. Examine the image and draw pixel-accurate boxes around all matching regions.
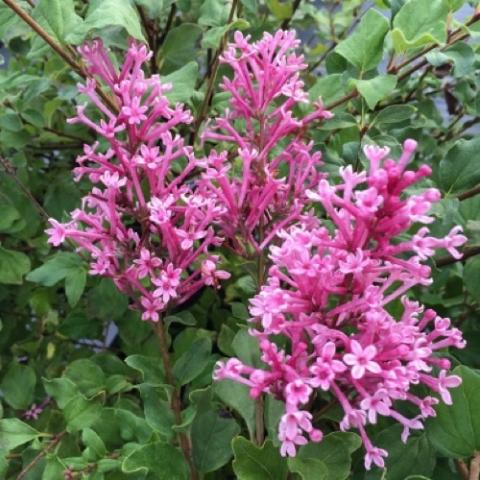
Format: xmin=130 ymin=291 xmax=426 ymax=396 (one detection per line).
xmin=457 ymin=459 xmax=470 ymax=480
xmin=281 ymin=0 xmax=301 ymax=30
xmin=470 ymin=452 xmax=480 ymax=480
xmin=191 ymin=0 xmax=238 ymax=145
xmin=158 ymin=3 xmax=177 ymax=46
xmin=154 ymin=322 xmax=199 ymax=480
xmin=137 ymin=4 xmax=158 ymax=73
xmin=456 ymin=183 xmax=480 ymax=201
xmin=435 ymin=245 xmax=480 ymax=268
xmin=0 ymin=156 xmax=49 ymax=219
xmin=323 ymin=11 xmax=480 ymax=112
xmin=17 ymin=431 xmax=65 ymax=480
xmin=2 ymin=0 xmax=118 ymax=113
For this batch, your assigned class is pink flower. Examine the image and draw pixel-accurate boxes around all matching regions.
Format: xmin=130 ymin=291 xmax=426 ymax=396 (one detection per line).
xmin=310 ymin=342 xmax=346 ymax=390
xmin=140 ymin=296 xmax=163 ymax=322
xmin=360 ymin=390 xmax=391 ymax=424
xmin=153 ymin=264 xmax=181 ymax=304
xmin=46 ymin=219 xmax=68 ymax=246
xmin=343 ymin=341 xmax=381 ymax=379
xmin=437 ymin=370 xmax=462 ymax=405
xmin=285 ymin=380 xmax=312 ymax=406
xmin=365 ymin=447 xmax=388 ymax=470
xmin=214 ymin=138 xmax=466 ymax=469
xmin=176 ymin=228 xmax=207 ymax=250
xmin=134 ymin=248 xmax=162 ymax=279
xmin=121 ymin=96 xmax=148 ymax=124
xmin=201 ymin=258 xmax=231 ymax=287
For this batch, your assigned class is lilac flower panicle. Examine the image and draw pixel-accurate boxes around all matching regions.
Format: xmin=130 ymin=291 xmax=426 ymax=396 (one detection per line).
xmin=200 ymin=30 xmax=332 ymax=255
xmin=214 ymin=139 xmax=467 ymax=469
xmin=46 ymin=39 xmax=230 ymax=321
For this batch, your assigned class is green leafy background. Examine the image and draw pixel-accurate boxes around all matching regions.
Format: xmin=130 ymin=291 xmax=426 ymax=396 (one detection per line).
xmin=0 ymin=0 xmax=480 ymax=478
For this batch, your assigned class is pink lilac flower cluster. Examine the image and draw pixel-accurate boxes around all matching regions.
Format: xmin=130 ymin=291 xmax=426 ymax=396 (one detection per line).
xmin=200 ymin=30 xmax=332 ymax=254
xmin=22 ymin=397 xmax=50 ymax=421
xmin=46 ymin=39 xmax=229 ymax=321
xmin=214 ymin=139 xmax=467 ymax=469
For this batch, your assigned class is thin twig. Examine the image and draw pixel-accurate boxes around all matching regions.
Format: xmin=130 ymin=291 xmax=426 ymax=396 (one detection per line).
xmin=281 ymin=0 xmax=301 ymax=30
xmin=158 ymin=3 xmax=177 ymax=46
xmin=456 ymin=182 xmax=480 ymax=201
xmin=17 ymin=431 xmax=65 ymax=480
xmin=470 ymin=452 xmax=480 ymax=480
xmin=323 ymin=12 xmax=480 ymax=112
xmin=0 ymin=156 xmax=49 ymax=219
xmin=456 ymin=459 xmax=470 ymax=480
xmin=154 ymin=321 xmax=199 ymax=480
xmin=2 ymin=0 xmax=117 ymax=113
xmin=136 ymin=4 xmax=158 ymax=73
xmin=436 ymin=245 xmax=480 ymax=268
xmin=191 ymin=0 xmax=238 ymax=145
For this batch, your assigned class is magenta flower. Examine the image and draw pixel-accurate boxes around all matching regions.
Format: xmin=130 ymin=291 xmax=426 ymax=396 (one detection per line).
xmin=199 ymin=30 xmax=332 ymax=255
xmin=46 ymin=39 xmax=229 ymax=321
xmin=214 ymin=139 xmax=467 ymax=468
xmin=343 ymin=341 xmax=381 ymax=379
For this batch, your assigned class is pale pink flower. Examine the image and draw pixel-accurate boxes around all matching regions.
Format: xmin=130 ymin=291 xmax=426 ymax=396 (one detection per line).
xmin=343 ymin=341 xmax=381 ymax=379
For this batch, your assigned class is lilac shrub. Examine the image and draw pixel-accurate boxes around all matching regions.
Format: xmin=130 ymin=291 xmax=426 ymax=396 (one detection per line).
xmin=45 ymin=31 xmax=467 ymax=471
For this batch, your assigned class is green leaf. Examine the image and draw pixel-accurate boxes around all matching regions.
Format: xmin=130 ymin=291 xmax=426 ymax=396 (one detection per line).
xmin=426 ymin=42 xmax=475 ymax=77
xmin=191 ymin=410 xmax=240 ymax=473
xmin=355 ymin=75 xmax=397 ymax=109
xmin=27 ymin=252 xmax=87 ymax=307
xmin=232 ymin=437 xmax=288 ymax=480
xmin=465 ymin=257 xmax=480 ymax=302
xmin=0 ymin=246 xmax=31 ymax=285
xmin=439 ymin=137 xmax=480 ymax=194
xmin=36 ymin=0 xmax=83 ymax=42
xmin=27 ymin=252 xmax=83 ymax=286
xmin=173 ymin=337 xmax=212 ymax=385
xmin=287 ymin=456 xmax=328 ymax=480
xmin=43 ymin=377 xmax=78 ymax=408
xmin=0 ymin=419 xmax=40 ymax=451
xmin=309 ymin=74 xmax=350 ymax=104
xmin=391 ymin=0 xmax=449 ymax=52
xmin=426 ymin=365 xmax=480 ymax=458
xmin=162 ymin=62 xmax=199 ymax=104
xmin=125 ymin=355 xmax=165 ymax=384
xmin=64 ymin=359 xmax=106 ymax=397
xmin=87 ymin=278 xmax=128 ymax=320
xmin=232 ymin=328 xmax=261 ymax=368
xmin=365 ymin=427 xmax=435 ymax=480
xmin=215 ymin=380 xmax=256 ymax=438
xmin=66 ymin=0 xmax=146 ymax=44
xmin=266 ymin=0 xmax=292 ymax=19
xmin=0 ymin=200 xmax=21 ymax=232
xmin=199 ymin=0 xmax=230 ymax=27
xmin=373 ymin=105 xmax=416 ymax=125
xmin=122 ymin=441 xmax=188 ymax=479
xmin=335 ymin=9 xmax=389 ymax=71
xmin=64 ymin=395 xmax=102 ymax=433
xmin=218 ymin=324 xmax=236 ymax=356
xmin=65 ymin=269 xmax=87 ymax=307
xmin=0 ymin=363 xmax=36 ymax=409
xmin=138 ymin=384 xmax=174 ymax=438
xmin=160 ymin=24 xmax=202 ymax=73
xmin=82 ymin=428 xmax=106 ymax=458
xmin=0 ymin=111 xmax=23 ymax=132
xmin=291 ymin=432 xmax=360 ymax=480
